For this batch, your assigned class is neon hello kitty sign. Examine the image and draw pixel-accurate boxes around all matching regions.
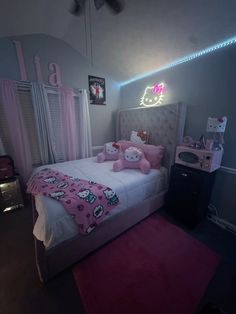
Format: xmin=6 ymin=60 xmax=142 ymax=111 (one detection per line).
xmin=140 ymin=82 xmax=166 ymax=107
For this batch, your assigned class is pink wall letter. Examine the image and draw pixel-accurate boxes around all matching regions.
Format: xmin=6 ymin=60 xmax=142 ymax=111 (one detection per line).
xmin=13 ymin=40 xmax=28 ymax=81
xmin=48 ymin=62 xmax=62 ymax=87
xmin=34 ymin=55 xmax=43 ymax=82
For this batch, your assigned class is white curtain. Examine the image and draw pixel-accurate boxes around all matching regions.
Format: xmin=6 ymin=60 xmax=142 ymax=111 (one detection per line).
xmin=31 ymin=84 xmax=92 ymax=163
xmin=58 ymin=87 xmax=80 ymax=161
xmin=31 ymin=82 xmax=57 ymax=164
xmin=77 ymin=89 xmax=92 ymax=158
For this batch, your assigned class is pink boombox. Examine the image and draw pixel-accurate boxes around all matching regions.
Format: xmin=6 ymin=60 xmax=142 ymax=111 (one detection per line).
xmin=175 ymin=146 xmax=223 ymax=173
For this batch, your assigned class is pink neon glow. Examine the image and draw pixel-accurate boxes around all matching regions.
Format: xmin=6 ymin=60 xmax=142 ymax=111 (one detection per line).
xmin=152 ymin=83 xmax=165 ymax=94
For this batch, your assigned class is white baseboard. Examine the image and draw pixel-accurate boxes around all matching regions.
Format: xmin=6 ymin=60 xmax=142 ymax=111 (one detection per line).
xmin=208 ymin=213 xmax=236 ymax=235
xmin=220 ymin=166 xmax=236 ymax=175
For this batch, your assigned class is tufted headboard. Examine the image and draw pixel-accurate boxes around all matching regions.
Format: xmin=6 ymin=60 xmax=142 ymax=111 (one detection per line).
xmin=116 ymin=103 xmax=186 ymax=172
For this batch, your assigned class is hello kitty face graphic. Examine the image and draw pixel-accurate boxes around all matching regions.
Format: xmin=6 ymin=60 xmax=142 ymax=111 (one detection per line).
xmin=103 ymin=188 xmax=119 ymax=205
xmin=206 ymin=117 xmax=227 ymax=132
xmin=89 ymin=180 xmax=96 ymax=185
xmin=70 ymin=177 xmax=80 ymax=182
xmin=124 ymin=147 xmax=142 ymax=162
xmin=130 ymin=131 xmax=147 ymax=144
xmin=44 ymin=177 xmax=57 ymax=184
xmin=104 ymin=189 xmax=115 ymax=199
xmin=105 ymin=142 xmax=119 ymax=154
xmin=77 ymin=189 xmax=97 ymax=204
xmin=50 ymin=191 xmax=65 ymax=200
xmin=78 ymin=189 xmax=90 ymax=198
xmin=140 ymin=82 xmax=165 ymax=107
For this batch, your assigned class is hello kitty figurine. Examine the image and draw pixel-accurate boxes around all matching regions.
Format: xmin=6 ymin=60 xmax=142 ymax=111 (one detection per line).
xmin=113 ymin=146 xmax=151 ymax=174
xmin=97 ymin=142 xmax=121 ymax=162
xmin=130 ymin=130 xmax=148 ymax=144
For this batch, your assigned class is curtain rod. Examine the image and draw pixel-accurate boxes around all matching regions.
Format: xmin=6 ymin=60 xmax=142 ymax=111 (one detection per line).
xmin=0 ymin=78 xmax=87 ymax=95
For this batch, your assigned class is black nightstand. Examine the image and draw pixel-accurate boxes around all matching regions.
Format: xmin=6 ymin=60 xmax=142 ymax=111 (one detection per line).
xmin=0 ymin=176 xmax=24 ymax=212
xmin=166 ymin=164 xmax=216 ymax=228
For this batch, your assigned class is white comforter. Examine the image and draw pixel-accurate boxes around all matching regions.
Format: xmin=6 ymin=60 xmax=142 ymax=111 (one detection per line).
xmin=33 ymin=157 xmax=168 ymax=249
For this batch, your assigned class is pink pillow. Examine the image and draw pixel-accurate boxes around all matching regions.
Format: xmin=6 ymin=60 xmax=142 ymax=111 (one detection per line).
xmin=113 ymin=146 xmax=151 ymax=174
xmin=117 ymin=140 xmax=165 ymax=169
xmin=97 ymin=142 xmax=121 ymax=163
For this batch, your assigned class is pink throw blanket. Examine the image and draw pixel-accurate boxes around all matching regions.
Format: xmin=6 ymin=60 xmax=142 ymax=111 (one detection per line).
xmin=27 ymin=168 xmax=119 ymax=234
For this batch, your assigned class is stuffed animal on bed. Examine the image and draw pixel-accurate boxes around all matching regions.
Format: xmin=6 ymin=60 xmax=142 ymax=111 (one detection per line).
xmin=113 ymin=146 xmax=151 ymax=174
xmin=97 ymin=142 xmax=121 ymax=163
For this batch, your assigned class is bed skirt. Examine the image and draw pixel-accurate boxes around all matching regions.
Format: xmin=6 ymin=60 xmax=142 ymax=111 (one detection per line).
xmin=33 ymin=190 xmax=167 ymax=282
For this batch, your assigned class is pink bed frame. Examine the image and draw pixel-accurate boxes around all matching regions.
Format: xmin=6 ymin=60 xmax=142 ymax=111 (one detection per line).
xmin=33 ymin=191 xmax=166 ymax=282
xmin=33 ymin=103 xmax=186 ymax=282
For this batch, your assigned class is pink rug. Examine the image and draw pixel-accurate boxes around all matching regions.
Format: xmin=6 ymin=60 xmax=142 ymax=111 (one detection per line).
xmin=73 ymin=215 xmax=220 ymax=314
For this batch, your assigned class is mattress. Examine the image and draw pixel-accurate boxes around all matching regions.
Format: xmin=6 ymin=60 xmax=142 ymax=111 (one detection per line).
xmin=33 ymin=157 xmax=168 ymax=249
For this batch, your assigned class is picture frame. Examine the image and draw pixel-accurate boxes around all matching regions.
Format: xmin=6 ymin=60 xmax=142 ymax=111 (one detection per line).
xmin=88 ymin=75 xmax=106 ymax=105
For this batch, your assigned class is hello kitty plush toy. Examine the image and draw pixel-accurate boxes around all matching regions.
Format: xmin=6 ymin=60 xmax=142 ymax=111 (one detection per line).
xmin=97 ymin=142 xmax=121 ymax=163
xmin=113 ymin=146 xmax=150 ymax=174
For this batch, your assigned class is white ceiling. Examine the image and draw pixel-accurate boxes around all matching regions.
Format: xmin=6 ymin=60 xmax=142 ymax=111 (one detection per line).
xmin=1 ymin=0 xmax=236 ymax=83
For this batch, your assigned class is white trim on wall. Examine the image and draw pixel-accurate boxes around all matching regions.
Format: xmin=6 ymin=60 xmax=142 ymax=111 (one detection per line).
xmin=220 ymin=166 xmax=236 ymax=175
xmin=92 ymin=146 xmax=103 ymax=151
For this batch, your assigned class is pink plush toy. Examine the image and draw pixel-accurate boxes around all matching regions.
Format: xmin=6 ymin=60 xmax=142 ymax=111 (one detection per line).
xmin=97 ymin=142 xmax=121 ymax=163
xmin=113 ymin=146 xmax=151 ymax=174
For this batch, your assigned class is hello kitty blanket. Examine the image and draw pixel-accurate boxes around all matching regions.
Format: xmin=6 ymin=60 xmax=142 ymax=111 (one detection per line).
xmin=27 ymin=168 xmax=119 ymax=235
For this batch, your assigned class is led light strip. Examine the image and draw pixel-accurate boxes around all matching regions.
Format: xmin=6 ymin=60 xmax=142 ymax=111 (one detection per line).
xmin=120 ymin=36 xmax=236 ymax=87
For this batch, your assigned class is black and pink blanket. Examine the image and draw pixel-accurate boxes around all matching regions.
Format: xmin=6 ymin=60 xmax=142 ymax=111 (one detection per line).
xmin=27 ymin=168 xmax=119 ymax=234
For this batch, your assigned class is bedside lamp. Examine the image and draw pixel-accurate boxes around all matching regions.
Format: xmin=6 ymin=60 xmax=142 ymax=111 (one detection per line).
xmin=206 ymin=116 xmax=227 ymax=150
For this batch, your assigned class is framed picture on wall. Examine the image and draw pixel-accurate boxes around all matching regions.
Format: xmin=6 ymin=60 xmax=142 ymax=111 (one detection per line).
xmin=88 ymin=75 xmax=106 ymax=105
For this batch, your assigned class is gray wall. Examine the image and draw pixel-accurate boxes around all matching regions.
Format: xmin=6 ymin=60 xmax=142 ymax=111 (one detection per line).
xmin=0 ymin=34 xmax=120 ymax=148
xmin=121 ymin=45 xmax=236 ymax=224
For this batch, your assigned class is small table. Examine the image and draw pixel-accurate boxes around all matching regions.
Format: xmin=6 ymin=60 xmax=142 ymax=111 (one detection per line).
xmin=166 ymin=164 xmax=216 ymax=228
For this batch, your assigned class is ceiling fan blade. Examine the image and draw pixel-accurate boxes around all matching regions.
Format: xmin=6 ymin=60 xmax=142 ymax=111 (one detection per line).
xmin=94 ymin=0 xmax=105 ymax=10
xmin=70 ymin=0 xmax=86 ymax=15
xmin=105 ymin=0 xmax=124 ymax=14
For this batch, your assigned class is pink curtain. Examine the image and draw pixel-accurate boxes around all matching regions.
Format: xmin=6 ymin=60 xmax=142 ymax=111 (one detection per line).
xmin=59 ymin=87 xmax=79 ymax=160
xmin=0 ymin=80 xmax=32 ymax=181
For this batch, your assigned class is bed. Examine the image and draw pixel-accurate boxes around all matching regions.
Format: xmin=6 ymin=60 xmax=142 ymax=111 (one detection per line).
xmin=32 ymin=103 xmax=186 ymax=282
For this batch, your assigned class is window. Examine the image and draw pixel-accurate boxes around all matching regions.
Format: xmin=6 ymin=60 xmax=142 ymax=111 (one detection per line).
xmin=0 ymin=83 xmax=82 ymax=166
